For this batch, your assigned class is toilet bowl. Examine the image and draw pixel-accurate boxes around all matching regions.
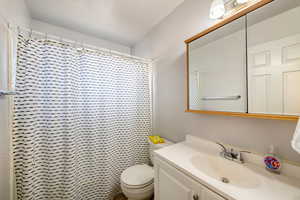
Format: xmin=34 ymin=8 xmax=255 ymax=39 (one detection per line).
xmin=120 ymin=139 xmax=173 ymax=200
xmin=121 ymin=164 xmax=154 ymax=200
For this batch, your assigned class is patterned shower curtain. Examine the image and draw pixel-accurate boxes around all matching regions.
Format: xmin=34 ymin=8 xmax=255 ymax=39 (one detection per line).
xmin=12 ymin=33 xmax=152 ymax=200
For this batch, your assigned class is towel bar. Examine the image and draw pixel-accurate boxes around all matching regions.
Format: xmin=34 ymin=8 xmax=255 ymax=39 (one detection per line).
xmin=0 ymin=90 xmax=16 ymax=96
xmin=202 ymin=95 xmax=241 ymax=101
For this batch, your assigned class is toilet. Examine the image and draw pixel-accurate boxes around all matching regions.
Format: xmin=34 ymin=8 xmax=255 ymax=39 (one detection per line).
xmin=120 ymin=139 xmax=173 ymax=200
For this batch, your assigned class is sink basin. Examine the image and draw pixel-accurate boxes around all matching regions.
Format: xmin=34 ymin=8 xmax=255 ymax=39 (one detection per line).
xmin=191 ymin=154 xmax=261 ymax=188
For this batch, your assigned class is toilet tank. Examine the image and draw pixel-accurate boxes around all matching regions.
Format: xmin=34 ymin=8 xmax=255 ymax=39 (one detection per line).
xmin=149 ymin=138 xmax=174 ymax=164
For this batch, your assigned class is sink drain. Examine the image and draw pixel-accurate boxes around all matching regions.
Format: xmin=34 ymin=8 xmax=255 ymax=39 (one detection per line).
xmin=221 ymin=177 xmax=230 ymax=183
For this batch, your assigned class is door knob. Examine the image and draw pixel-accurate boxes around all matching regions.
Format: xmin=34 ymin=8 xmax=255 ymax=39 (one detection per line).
xmin=193 ymin=194 xmax=199 ymax=200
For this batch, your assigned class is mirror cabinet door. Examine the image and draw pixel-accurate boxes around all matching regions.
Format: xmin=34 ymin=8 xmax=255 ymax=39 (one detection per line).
xmin=188 ymin=16 xmax=247 ymax=112
xmin=247 ymin=1 xmax=300 ymax=116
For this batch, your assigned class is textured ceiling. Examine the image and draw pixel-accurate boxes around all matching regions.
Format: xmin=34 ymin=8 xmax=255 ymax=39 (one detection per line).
xmin=25 ymin=0 xmax=185 ymax=46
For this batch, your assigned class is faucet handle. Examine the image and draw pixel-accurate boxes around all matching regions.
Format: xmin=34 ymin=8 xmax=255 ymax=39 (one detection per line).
xmin=230 ymin=148 xmax=239 ymax=158
xmin=216 ymin=142 xmax=227 ymax=152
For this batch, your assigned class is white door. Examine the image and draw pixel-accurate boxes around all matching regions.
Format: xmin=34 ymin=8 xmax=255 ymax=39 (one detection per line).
xmin=248 ymin=35 xmax=300 ymax=115
xmin=247 ymin=5 xmax=300 ymax=115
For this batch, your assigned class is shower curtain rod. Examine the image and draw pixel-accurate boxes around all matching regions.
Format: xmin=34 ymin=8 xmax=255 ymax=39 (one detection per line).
xmin=18 ymin=26 xmax=152 ymax=63
xmin=0 ymin=14 xmax=151 ymax=63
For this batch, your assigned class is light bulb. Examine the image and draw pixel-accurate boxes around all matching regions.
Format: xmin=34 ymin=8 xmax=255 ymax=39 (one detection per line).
xmin=209 ymin=0 xmax=225 ymax=19
xmin=236 ymin=0 xmax=248 ymax=4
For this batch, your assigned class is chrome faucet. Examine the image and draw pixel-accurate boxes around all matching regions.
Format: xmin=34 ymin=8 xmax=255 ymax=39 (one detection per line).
xmin=216 ymin=142 xmax=250 ymax=164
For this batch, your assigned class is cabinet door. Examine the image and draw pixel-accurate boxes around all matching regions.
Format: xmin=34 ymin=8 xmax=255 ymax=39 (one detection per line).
xmin=158 ymin=167 xmax=194 ymax=200
xmin=154 ymin=157 xmax=228 ymax=200
xmin=188 ymin=16 xmax=247 ymax=113
xmin=247 ymin=1 xmax=300 ymax=115
xmin=202 ymin=187 xmax=225 ymax=200
xmin=154 ymin=158 xmax=202 ymax=200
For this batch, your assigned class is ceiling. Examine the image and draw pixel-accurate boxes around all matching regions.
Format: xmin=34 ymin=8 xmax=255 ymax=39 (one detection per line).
xmin=25 ymin=0 xmax=185 ymax=46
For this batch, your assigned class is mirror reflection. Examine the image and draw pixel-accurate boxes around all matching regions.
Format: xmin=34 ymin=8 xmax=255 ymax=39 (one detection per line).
xmin=188 ymin=17 xmax=247 ymax=112
xmin=247 ymin=1 xmax=300 ymax=115
xmin=187 ymin=0 xmax=300 ymax=117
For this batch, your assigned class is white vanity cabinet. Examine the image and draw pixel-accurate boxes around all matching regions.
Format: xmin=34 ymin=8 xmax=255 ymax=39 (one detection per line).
xmin=153 ymin=136 xmax=300 ymax=200
xmin=154 ymin=157 xmax=227 ymax=200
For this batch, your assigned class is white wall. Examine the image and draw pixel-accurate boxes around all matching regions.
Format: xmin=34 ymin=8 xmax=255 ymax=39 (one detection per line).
xmin=31 ymin=20 xmax=131 ymax=54
xmin=0 ymin=1 xmax=31 ymax=199
xmin=133 ymin=0 xmax=300 ymax=163
xmin=0 ymin=0 xmax=31 ymax=26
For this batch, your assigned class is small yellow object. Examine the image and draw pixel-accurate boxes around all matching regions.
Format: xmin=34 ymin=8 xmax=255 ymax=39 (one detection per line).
xmin=149 ymin=136 xmax=165 ymax=144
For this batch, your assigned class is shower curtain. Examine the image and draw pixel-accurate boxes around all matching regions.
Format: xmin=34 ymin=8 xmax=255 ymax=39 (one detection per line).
xmin=12 ymin=33 xmax=152 ymax=200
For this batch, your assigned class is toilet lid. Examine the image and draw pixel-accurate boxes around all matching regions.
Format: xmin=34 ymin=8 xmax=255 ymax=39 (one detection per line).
xmin=121 ymin=164 xmax=154 ymax=186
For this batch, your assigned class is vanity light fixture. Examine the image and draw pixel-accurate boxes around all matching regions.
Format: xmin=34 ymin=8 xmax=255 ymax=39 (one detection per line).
xmin=236 ymin=0 xmax=248 ymax=4
xmin=209 ymin=0 xmax=225 ymax=19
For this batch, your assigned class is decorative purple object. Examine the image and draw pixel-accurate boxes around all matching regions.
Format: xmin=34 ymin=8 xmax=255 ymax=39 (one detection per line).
xmin=264 ymin=155 xmax=281 ymax=173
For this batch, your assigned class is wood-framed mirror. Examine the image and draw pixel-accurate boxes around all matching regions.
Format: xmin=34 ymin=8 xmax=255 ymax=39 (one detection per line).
xmin=185 ymin=0 xmax=300 ymax=120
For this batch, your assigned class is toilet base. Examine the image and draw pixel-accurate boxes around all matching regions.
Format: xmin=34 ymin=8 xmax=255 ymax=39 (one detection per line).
xmin=121 ymin=182 xmax=154 ymax=200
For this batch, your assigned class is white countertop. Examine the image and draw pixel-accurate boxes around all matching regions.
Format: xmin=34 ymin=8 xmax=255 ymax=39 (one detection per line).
xmin=154 ymin=135 xmax=300 ymax=200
